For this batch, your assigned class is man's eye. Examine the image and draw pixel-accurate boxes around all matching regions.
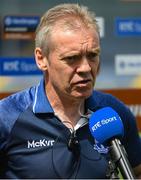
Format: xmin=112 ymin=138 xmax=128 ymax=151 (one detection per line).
xmin=67 ymin=56 xmax=75 ymax=61
xmin=65 ymin=55 xmax=80 ymax=63
xmin=87 ymin=52 xmax=99 ymax=60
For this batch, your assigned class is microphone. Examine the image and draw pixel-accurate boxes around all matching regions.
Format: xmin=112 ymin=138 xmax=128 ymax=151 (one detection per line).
xmin=89 ymin=107 xmax=135 ymax=179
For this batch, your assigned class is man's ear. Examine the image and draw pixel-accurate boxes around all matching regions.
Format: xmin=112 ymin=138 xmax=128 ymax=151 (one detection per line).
xmin=34 ymin=48 xmax=48 ymax=71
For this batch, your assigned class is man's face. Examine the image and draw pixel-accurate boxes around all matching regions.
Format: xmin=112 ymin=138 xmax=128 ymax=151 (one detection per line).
xmin=46 ymin=26 xmax=100 ymax=100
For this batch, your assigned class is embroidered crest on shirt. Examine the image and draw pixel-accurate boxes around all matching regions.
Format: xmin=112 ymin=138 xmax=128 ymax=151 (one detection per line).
xmin=94 ymin=140 xmax=109 ymax=154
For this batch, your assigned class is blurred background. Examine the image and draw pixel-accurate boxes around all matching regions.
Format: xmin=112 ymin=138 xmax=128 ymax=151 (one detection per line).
xmin=0 ymin=0 xmax=141 ymax=129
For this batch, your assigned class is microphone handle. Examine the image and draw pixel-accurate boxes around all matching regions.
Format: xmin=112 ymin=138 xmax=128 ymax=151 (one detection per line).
xmin=109 ymin=138 xmax=135 ymax=179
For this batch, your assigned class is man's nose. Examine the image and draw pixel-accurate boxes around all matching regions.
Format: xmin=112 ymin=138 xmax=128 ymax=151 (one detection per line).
xmin=76 ymin=57 xmax=91 ymax=73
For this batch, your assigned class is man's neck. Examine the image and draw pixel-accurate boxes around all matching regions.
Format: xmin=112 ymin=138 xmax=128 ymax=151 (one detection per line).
xmin=45 ymin=86 xmax=85 ymax=128
xmin=54 ymin=103 xmax=84 ymax=128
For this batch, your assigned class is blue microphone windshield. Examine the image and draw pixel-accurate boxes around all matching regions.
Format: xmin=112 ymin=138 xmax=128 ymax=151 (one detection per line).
xmin=89 ymin=107 xmax=124 ymax=144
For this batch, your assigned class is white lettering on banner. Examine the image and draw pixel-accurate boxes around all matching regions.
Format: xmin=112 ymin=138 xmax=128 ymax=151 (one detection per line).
xmin=91 ymin=116 xmax=117 ymax=132
xmin=20 ymin=62 xmax=38 ymax=72
xmin=27 ymin=139 xmax=55 ymax=148
xmin=5 ymin=16 xmax=38 ymax=26
xmin=5 ymin=27 xmax=27 ymax=32
xmin=119 ymin=21 xmax=134 ymax=32
xmin=115 ymin=54 xmax=141 ymax=75
xmin=3 ymin=61 xmax=19 ymax=71
xmin=127 ymin=104 xmax=141 ymax=117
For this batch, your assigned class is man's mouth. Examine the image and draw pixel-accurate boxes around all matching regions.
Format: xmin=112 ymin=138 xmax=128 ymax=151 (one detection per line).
xmin=74 ymin=79 xmax=92 ymax=85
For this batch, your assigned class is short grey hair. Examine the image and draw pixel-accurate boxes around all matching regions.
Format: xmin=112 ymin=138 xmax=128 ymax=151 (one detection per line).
xmin=35 ymin=3 xmax=99 ymax=56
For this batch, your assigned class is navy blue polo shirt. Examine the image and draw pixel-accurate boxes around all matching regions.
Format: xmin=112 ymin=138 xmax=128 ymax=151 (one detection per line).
xmin=0 ymin=78 xmax=141 ymax=179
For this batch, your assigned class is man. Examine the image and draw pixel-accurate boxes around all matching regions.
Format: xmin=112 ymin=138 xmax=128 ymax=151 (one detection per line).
xmin=0 ymin=3 xmax=141 ymax=179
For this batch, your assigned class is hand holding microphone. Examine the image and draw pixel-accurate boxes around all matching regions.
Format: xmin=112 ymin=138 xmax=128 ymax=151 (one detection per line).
xmin=89 ymin=107 xmax=135 ymax=179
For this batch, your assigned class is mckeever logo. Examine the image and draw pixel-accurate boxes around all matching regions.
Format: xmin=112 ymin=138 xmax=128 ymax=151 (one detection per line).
xmin=27 ymin=139 xmax=55 ymax=148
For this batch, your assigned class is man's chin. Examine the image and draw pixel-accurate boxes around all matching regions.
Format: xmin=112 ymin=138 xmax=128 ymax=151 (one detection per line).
xmin=72 ymin=90 xmax=93 ymax=99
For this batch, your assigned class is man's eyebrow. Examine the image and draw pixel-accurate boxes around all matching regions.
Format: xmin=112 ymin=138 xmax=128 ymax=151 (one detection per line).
xmin=59 ymin=47 xmax=101 ymax=59
xmin=90 ymin=47 xmax=101 ymax=53
xmin=59 ymin=51 xmax=81 ymax=58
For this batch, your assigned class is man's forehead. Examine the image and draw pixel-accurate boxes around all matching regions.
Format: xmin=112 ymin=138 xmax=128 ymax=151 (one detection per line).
xmin=49 ymin=21 xmax=99 ymax=55
xmin=52 ymin=27 xmax=99 ymax=45
xmin=51 ymin=16 xmax=98 ymax=37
